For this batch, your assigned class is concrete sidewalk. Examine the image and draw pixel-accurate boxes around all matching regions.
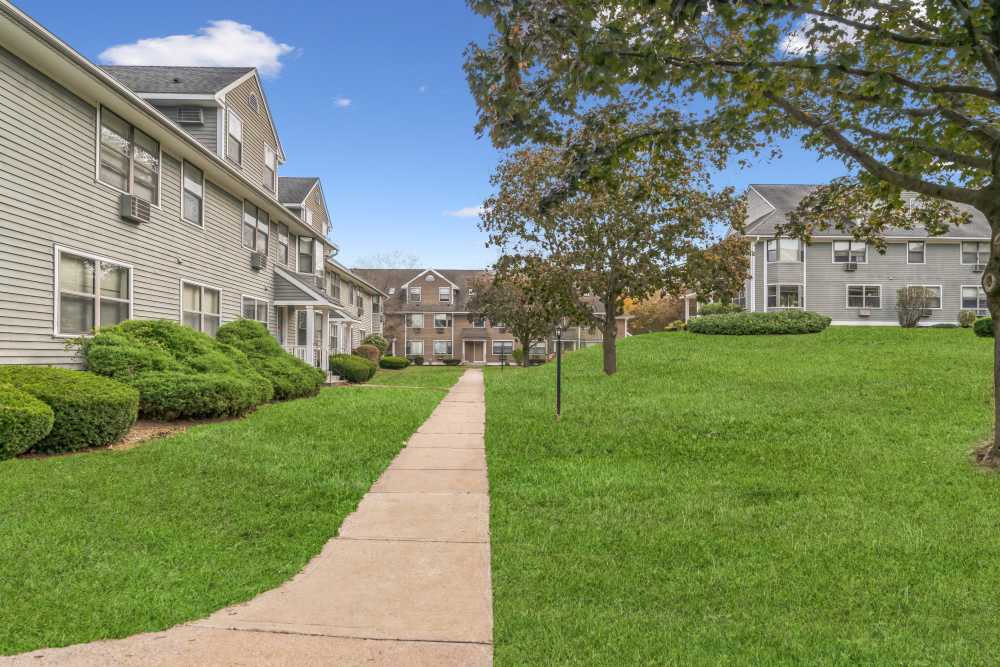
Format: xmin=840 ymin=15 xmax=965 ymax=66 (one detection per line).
xmin=7 ymin=369 xmax=492 ymax=666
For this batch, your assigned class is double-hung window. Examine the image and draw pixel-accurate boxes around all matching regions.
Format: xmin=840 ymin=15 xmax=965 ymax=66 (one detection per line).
xmin=263 ymin=146 xmax=276 ymax=192
xmin=182 ymin=161 xmax=204 ymax=226
xmin=962 ymin=241 xmax=990 ymax=265
xmin=406 ymin=340 xmax=424 ymax=356
xmin=56 ymin=249 xmax=131 ymax=335
xmin=847 ymin=285 xmax=881 ymax=309
xmin=276 ymin=223 xmax=289 ymax=265
xmin=99 ymin=107 xmax=160 ymax=204
xmin=409 ymin=286 xmax=421 ymax=303
xmin=226 ymin=110 xmax=243 ymax=165
xmin=242 ymin=296 xmax=269 ymax=324
xmin=907 ymin=285 xmax=942 ymax=309
xmin=529 ymin=342 xmax=547 ymax=358
xmin=766 ymin=239 xmax=803 ymax=263
xmin=372 ymin=296 xmax=381 ymax=313
xmin=242 ymin=202 xmax=269 ymax=253
xmin=833 ymin=240 xmax=867 ymax=263
xmin=492 ymin=340 xmax=514 ymax=356
xmin=298 ymin=237 xmax=314 ymax=273
xmin=305 ymin=208 xmax=314 ymax=229
xmin=438 ymin=286 xmax=452 ymax=302
xmin=329 ymin=319 xmax=340 ymax=353
xmin=767 ymin=284 xmax=802 ymax=308
xmin=433 ymin=313 xmax=450 ymax=328
xmin=181 ymin=282 xmax=221 ymax=335
xmin=962 ymin=286 xmax=988 ymax=314
xmin=907 ymin=241 xmax=925 ymax=264
xmin=471 ymin=316 xmax=486 ymax=328
xmin=408 ymin=313 xmax=425 ymax=328
xmin=331 ymin=273 xmax=342 ymax=301
xmin=433 ymin=340 xmax=453 ymax=356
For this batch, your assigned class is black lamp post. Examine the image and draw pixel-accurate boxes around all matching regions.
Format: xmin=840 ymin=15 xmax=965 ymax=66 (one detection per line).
xmin=555 ymin=324 xmax=563 ymax=421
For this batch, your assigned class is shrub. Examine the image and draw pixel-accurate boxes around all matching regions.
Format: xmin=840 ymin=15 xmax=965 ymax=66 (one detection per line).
xmin=511 ymin=348 xmax=526 ymax=365
xmin=664 ymin=320 xmax=687 ymax=332
xmin=379 ymin=355 xmax=410 ymax=370
xmin=0 ymin=366 xmax=138 ymax=452
xmin=361 ymin=334 xmax=388 ymax=355
xmin=216 ymin=320 xmax=325 ymax=400
xmin=0 ymin=383 xmax=54 ymax=459
xmin=330 ymin=354 xmax=377 ymax=383
xmin=699 ymin=302 xmax=744 ymax=316
xmin=440 ymin=357 xmax=462 ymax=366
xmin=411 ymin=355 xmax=425 ymax=366
xmin=896 ymin=286 xmax=935 ymax=328
xmin=959 ymin=310 xmax=978 ymax=328
xmin=688 ymin=310 xmax=831 ymax=335
xmin=83 ymin=320 xmax=273 ymax=419
xmin=975 ymin=317 xmax=993 ymax=338
xmin=353 ymin=344 xmax=381 ymax=364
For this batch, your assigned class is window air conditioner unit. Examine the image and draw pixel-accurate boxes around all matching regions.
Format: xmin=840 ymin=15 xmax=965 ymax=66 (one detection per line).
xmin=119 ymin=193 xmax=151 ymax=224
xmin=844 ymin=262 xmax=858 ymax=272
xmin=858 ymin=308 xmax=871 ymax=317
xmin=973 ymin=263 xmax=987 ymax=273
xmin=250 ymin=252 xmax=267 ymax=270
xmin=176 ymin=107 xmax=204 ymax=125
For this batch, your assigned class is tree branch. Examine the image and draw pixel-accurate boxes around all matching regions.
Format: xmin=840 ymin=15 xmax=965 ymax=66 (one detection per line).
xmin=948 ymin=0 xmax=1000 ymax=86
xmin=847 ymin=124 xmax=992 ymax=170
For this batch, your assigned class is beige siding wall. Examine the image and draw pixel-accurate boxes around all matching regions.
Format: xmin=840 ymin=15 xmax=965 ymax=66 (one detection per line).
xmin=223 ymin=75 xmax=279 ymax=195
xmin=302 ymin=186 xmax=330 ymax=236
xmin=0 ymin=46 xmax=283 ymax=367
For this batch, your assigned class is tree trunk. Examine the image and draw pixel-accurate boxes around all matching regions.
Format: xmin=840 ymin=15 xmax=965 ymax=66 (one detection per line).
xmin=984 ymin=210 xmax=1000 ymax=458
xmin=602 ymin=319 xmax=617 ymax=375
xmin=520 ymin=335 xmax=531 ymax=367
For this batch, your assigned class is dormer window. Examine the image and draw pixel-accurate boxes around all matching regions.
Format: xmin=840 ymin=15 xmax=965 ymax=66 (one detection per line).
xmin=226 ymin=109 xmax=243 ymax=165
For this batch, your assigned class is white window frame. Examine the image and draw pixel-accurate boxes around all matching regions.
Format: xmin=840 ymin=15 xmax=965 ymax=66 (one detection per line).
xmin=276 ymin=222 xmax=290 ymax=265
xmin=492 ymin=340 xmax=514 ymax=356
xmin=226 ymin=108 xmax=243 ymax=166
xmin=961 ymin=285 xmax=989 ymax=314
xmin=96 ymin=106 xmax=162 ymax=208
xmin=766 ymin=284 xmax=803 ymax=309
xmin=180 ymin=160 xmax=205 ymax=227
xmin=471 ymin=316 xmax=486 ymax=328
xmin=408 ymin=286 xmax=422 ymax=303
xmin=297 ymin=236 xmax=314 ymax=273
xmin=180 ymin=280 xmax=222 ymax=335
xmin=305 ymin=208 xmax=314 ymax=228
xmin=832 ymin=240 xmax=868 ymax=264
xmin=906 ymin=284 xmax=943 ymax=310
xmin=53 ymin=245 xmax=133 ymax=338
xmin=438 ymin=286 xmax=452 ymax=302
xmin=765 ymin=238 xmax=803 ymax=263
xmin=406 ymin=340 xmax=424 ymax=356
xmin=241 ymin=295 xmax=270 ymax=325
xmin=242 ymin=201 xmax=270 ymax=253
xmin=407 ymin=313 xmax=425 ymax=328
xmin=263 ymin=146 xmax=276 ymax=192
xmin=906 ymin=240 xmax=925 ymax=265
xmin=845 ymin=284 xmax=882 ymax=309
xmin=961 ymin=241 xmax=990 ymax=265
xmin=433 ymin=313 xmax=450 ymax=328
xmin=433 ymin=340 xmax=453 ymax=356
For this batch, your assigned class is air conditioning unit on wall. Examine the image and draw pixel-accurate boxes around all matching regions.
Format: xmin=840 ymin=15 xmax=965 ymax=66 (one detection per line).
xmin=119 ymin=194 xmax=151 ymax=224
xmin=844 ymin=262 xmax=858 ymax=272
xmin=974 ymin=263 xmax=987 ymax=273
xmin=250 ymin=252 xmax=267 ymax=270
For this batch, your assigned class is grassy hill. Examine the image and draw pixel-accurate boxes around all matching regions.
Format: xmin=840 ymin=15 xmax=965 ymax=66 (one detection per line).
xmin=485 ymin=328 xmax=998 ymax=664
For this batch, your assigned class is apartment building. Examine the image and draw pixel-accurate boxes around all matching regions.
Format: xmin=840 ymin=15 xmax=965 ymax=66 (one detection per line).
xmin=353 ymin=268 xmax=625 ymax=364
xmin=735 ymin=185 xmax=992 ymax=325
xmin=0 ymin=3 xmax=375 ymax=370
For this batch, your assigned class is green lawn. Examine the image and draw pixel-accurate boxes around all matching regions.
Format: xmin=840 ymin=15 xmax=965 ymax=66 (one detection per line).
xmin=484 ymin=328 xmax=999 ymax=665
xmin=0 ymin=383 xmax=457 ymax=655
xmin=371 ymin=364 xmax=467 ymax=389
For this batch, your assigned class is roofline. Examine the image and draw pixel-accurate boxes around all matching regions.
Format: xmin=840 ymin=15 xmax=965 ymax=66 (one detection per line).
xmin=274 ymin=266 xmax=337 ymax=306
xmin=216 ymin=69 xmax=286 ymax=162
xmin=401 ymin=269 xmax=458 ymax=289
xmin=0 ymin=1 xmax=320 ymax=244
xmin=324 ymin=258 xmax=389 ymax=297
xmin=743 ymin=185 xmax=777 ymax=236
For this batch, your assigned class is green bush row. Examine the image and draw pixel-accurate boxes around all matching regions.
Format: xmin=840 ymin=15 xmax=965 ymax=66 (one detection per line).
xmin=330 ymin=354 xmax=377 ymax=383
xmin=975 ymin=317 xmax=993 ymax=338
xmin=0 ymin=382 xmax=55 ymax=459
xmin=379 ymin=355 xmax=411 ymax=370
xmin=0 ymin=366 xmax=138 ymax=453
xmin=688 ymin=310 xmax=831 ymax=335
xmin=217 ymin=320 xmax=325 ymax=400
xmin=698 ymin=302 xmax=744 ymax=316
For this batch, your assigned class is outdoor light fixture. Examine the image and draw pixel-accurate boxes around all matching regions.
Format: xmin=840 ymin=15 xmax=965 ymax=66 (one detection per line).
xmin=555 ymin=324 xmax=563 ymax=421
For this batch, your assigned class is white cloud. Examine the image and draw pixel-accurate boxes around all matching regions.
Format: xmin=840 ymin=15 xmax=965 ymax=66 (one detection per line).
xmin=445 ymin=206 xmax=486 ymax=218
xmin=335 ymin=97 xmax=352 ymax=108
xmin=99 ymin=20 xmax=295 ymax=77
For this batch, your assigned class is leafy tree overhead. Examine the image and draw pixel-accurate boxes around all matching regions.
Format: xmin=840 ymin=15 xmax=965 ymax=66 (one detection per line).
xmin=480 ymin=122 xmax=747 ymax=375
xmin=466 ymin=0 xmax=1000 ymax=453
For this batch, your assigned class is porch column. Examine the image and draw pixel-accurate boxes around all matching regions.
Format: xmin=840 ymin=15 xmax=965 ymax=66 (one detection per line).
xmin=320 ymin=313 xmax=329 ymax=372
xmin=305 ymin=305 xmax=315 ymax=366
xmin=684 ymin=296 xmax=690 ymax=321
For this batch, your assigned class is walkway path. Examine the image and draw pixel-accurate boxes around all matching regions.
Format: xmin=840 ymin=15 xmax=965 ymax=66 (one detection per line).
xmin=8 ymin=370 xmax=492 ymax=666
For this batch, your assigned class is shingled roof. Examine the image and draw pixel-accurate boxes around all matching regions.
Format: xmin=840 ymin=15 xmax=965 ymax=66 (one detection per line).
xmin=745 ymin=184 xmax=990 ymax=239
xmin=278 ymin=177 xmax=319 ymax=205
xmin=101 ymin=66 xmax=253 ymax=94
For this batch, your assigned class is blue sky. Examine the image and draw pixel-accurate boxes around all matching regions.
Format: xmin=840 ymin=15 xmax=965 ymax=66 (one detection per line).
xmin=19 ymin=1 xmax=845 ymax=269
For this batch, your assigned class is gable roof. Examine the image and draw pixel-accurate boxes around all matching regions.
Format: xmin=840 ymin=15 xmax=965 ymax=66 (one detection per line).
xmin=278 ymin=177 xmax=319 ymax=205
xmin=352 ymin=268 xmax=488 ymax=295
xmin=745 ymin=183 xmax=991 ymax=239
xmin=101 ymin=66 xmax=254 ymax=95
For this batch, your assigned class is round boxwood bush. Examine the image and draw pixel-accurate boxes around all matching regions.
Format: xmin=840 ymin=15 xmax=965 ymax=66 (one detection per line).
xmin=83 ymin=320 xmax=274 ymax=419
xmin=0 ymin=382 xmax=55 ymax=459
xmin=216 ymin=320 xmax=325 ymax=400
xmin=361 ymin=334 xmax=388 ymax=355
xmin=698 ymin=302 xmax=744 ymax=316
xmin=0 ymin=366 xmax=138 ymax=452
xmin=440 ymin=357 xmax=462 ymax=366
xmin=411 ymin=355 xmax=425 ymax=366
xmin=974 ymin=316 xmax=993 ymax=338
xmin=330 ymin=354 xmax=376 ymax=383
xmin=352 ymin=344 xmax=381 ymax=364
xmin=688 ymin=310 xmax=831 ymax=335
xmin=379 ymin=355 xmax=410 ymax=370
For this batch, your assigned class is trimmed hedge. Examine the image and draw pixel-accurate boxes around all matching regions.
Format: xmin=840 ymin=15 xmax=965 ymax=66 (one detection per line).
xmin=699 ymin=302 xmax=744 ymax=316
xmin=83 ymin=320 xmax=273 ymax=419
xmin=379 ymin=355 xmax=411 ymax=370
xmin=353 ymin=344 xmax=381 ymax=364
xmin=361 ymin=334 xmax=389 ymax=355
xmin=0 ymin=383 xmax=54 ymax=459
xmin=216 ymin=320 xmax=325 ymax=400
xmin=0 ymin=366 xmax=138 ymax=452
xmin=974 ymin=317 xmax=993 ymax=338
xmin=689 ymin=310 xmax=831 ymax=335
xmin=440 ymin=357 xmax=462 ymax=366
xmin=330 ymin=354 xmax=377 ymax=383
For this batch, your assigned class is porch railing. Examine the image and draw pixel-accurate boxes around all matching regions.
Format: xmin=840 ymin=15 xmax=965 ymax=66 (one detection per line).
xmin=283 ymin=345 xmax=310 ymax=363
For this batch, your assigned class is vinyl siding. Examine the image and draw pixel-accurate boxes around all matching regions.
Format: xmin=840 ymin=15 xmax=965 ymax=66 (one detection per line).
xmin=0 ymin=45 xmax=280 ymax=367
xmin=746 ymin=188 xmax=774 ymax=226
xmin=151 ymin=104 xmax=218 ymax=153
xmin=753 ymin=241 xmax=766 ymax=311
xmin=302 ymin=185 xmax=330 ymax=236
xmin=223 ymin=75 xmax=279 ymax=194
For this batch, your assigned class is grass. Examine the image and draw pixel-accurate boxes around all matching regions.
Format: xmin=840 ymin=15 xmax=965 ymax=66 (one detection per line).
xmin=0 ymin=383 xmax=457 ymax=655
xmin=484 ymin=327 xmax=1000 ymax=665
xmin=371 ymin=364 xmax=467 ymax=390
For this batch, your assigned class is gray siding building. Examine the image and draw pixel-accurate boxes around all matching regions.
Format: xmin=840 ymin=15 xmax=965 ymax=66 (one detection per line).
xmin=739 ymin=185 xmax=992 ymax=325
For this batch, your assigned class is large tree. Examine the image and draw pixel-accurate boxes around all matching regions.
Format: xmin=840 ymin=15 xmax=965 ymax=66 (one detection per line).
xmin=481 ymin=126 xmax=747 ymax=375
xmin=466 ymin=0 xmax=1000 ymax=453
